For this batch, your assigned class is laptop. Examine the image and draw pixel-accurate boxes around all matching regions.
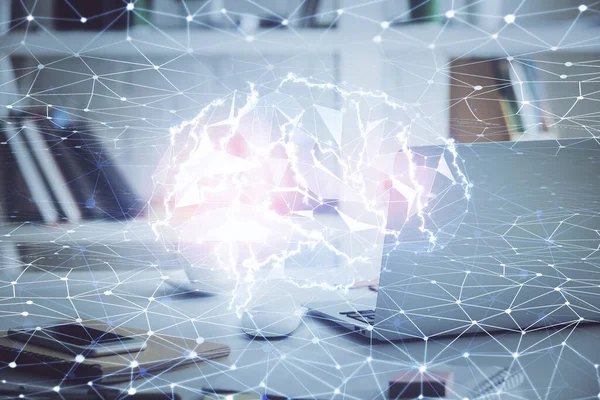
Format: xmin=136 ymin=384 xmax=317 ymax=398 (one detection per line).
xmin=307 ymin=138 xmax=600 ymax=341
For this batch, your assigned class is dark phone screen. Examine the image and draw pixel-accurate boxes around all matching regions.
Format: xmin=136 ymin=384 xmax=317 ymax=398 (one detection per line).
xmin=27 ymin=324 xmax=134 ymax=346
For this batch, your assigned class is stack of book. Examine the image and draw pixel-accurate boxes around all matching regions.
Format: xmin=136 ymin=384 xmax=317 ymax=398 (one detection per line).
xmin=0 ymin=110 xmax=144 ymax=224
xmin=449 ymin=58 xmax=553 ymax=143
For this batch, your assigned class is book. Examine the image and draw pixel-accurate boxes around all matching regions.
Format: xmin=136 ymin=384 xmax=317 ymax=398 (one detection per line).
xmin=2 ymin=123 xmax=59 ymax=223
xmin=0 ymin=322 xmax=230 ymax=384
xmin=519 ymin=61 xmax=553 ymax=133
xmin=32 ymin=114 xmax=145 ymax=221
xmin=21 ymin=120 xmax=82 ymax=222
xmin=409 ymin=0 xmax=441 ymax=24
xmin=53 ymin=0 xmax=128 ymax=31
xmin=492 ymin=60 xmax=524 ymax=140
xmin=509 ymin=62 xmax=541 ymax=138
xmin=132 ymin=0 xmax=152 ymax=27
xmin=449 ymin=59 xmax=511 ymax=143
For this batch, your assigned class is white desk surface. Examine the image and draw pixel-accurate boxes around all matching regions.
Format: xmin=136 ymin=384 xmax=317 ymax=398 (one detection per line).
xmin=1 ymin=260 xmax=599 ymax=400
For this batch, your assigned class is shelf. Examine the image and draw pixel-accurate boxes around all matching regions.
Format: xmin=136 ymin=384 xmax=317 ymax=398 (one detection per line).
xmin=378 ymin=21 xmax=600 ymax=57
xmin=0 ymin=28 xmax=344 ymax=58
xmin=1 ymin=21 xmax=600 ymax=59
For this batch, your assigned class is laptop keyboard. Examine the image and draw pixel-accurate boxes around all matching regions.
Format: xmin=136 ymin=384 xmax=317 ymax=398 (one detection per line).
xmin=340 ymin=310 xmax=375 ymax=325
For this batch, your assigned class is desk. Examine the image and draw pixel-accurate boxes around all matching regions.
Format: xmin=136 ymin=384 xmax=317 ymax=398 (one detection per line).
xmin=1 ymin=261 xmax=600 ymax=400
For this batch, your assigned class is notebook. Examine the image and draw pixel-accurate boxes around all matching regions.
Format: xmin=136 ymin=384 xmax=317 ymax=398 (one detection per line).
xmin=0 ymin=321 xmax=230 ymax=383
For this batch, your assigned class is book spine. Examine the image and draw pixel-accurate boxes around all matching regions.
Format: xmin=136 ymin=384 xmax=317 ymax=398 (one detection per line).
xmin=493 ymin=60 xmax=524 ymax=140
xmin=22 ymin=121 xmax=82 ymax=222
xmin=4 ymin=124 xmax=59 ymax=223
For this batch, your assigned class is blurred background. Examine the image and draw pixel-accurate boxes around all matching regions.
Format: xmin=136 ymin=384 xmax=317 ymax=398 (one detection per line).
xmin=0 ymin=0 xmax=598 ymax=231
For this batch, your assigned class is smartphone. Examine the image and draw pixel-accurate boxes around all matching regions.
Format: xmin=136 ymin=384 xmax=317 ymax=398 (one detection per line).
xmin=8 ymin=324 xmax=147 ymax=357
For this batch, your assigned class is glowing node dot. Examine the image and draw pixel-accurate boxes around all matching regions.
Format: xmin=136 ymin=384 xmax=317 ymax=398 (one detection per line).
xmin=551 ymin=46 xmax=558 ymax=51
xmin=80 ymin=17 xmax=87 ymax=23
xmin=126 ymin=3 xmax=134 ymax=11
xmin=186 ymin=15 xmax=193 ymax=22
xmin=419 ymin=365 xmax=427 ymax=373
xmin=282 ymin=19 xmax=289 ymax=26
xmin=380 ymin=21 xmax=389 ymax=29
xmin=26 ymin=15 xmax=34 ymax=21
xmin=492 ymin=33 xmax=498 ymax=39
xmin=337 ymin=9 xmax=344 ymax=15
xmin=221 ymin=8 xmax=227 ymax=13
xmin=126 ymin=36 xmax=132 ymax=41
xmin=463 ymin=352 xmax=470 ymax=358
xmin=188 ymin=351 xmax=198 ymax=358
xmin=445 ymin=10 xmax=455 ymax=18
xmin=128 ymin=388 xmax=136 ymax=395
xmin=153 ymin=65 xmax=159 ymax=70
xmin=53 ymin=386 xmax=60 ymax=393
xmin=565 ymin=61 xmax=573 ymax=67
xmin=75 ymin=355 xmax=85 ymax=363
xmin=428 ymin=43 xmax=436 ymax=49
xmin=579 ymin=4 xmax=588 ymax=12
xmin=26 ymin=300 xmax=32 ymax=305
xmin=373 ymin=35 xmax=382 ymax=43
xmin=578 ymin=95 xmax=584 ymax=100
xmin=312 ymin=337 xmax=320 ymax=344
xmin=504 ymin=14 xmax=515 ymax=24
xmin=130 ymin=361 xmax=139 ymax=368
xmin=120 ymin=97 xmax=127 ymax=101
xmin=505 ymin=309 xmax=512 ymax=314
xmin=6 ymin=105 xmax=13 ymax=109
xmin=334 ymin=388 xmax=341 ymax=395
xmin=230 ymin=364 xmax=237 ymax=370
xmin=196 ymin=337 xmax=205 ymax=344
xmin=245 ymin=35 xmax=255 ymax=42
xmin=513 ymin=352 xmax=519 ymax=358
xmin=21 ymin=312 xmax=28 ymax=317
